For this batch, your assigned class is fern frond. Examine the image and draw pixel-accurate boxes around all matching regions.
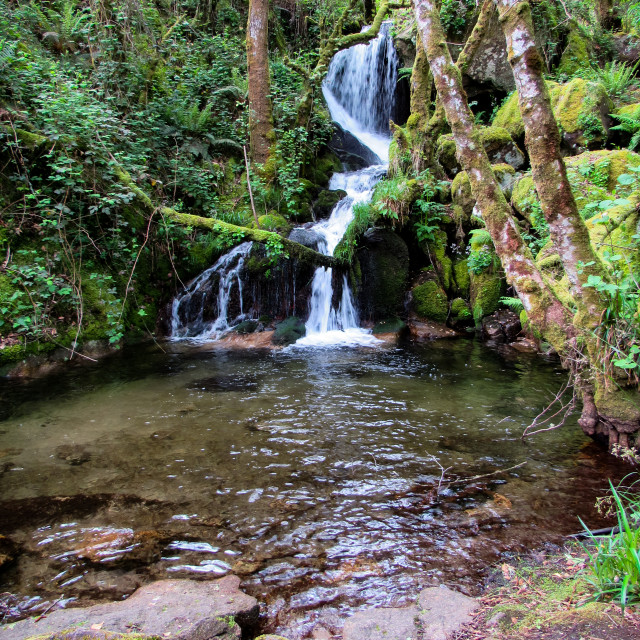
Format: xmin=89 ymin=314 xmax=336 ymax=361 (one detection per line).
xmin=500 ymin=296 xmax=525 ymax=313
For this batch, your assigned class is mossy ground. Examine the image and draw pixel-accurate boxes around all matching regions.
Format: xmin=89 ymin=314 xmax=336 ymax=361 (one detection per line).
xmin=456 ymin=545 xmax=640 ymax=640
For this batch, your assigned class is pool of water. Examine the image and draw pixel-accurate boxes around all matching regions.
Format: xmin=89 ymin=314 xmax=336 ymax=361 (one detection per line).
xmin=0 ymin=339 xmax=623 ymax=636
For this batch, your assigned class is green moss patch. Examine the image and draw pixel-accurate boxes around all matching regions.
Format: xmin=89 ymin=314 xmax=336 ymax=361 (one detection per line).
xmin=412 ymin=280 xmax=449 ymax=323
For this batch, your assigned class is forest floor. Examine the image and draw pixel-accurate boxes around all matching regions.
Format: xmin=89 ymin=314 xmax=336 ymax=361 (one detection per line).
xmin=456 ymin=543 xmax=640 ymax=640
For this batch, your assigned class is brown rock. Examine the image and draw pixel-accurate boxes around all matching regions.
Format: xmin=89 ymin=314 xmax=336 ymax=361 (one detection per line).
xmin=417 ymin=586 xmax=478 ymax=640
xmin=0 ymin=577 xmax=259 ymax=640
xmin=407 ymin=316 xmax=460 ymax=341
xmin=342 ymin=606 xmax=419 ymax=640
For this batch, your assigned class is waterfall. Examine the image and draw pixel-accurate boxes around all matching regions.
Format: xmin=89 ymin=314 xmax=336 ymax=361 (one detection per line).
xmin=170 ymin=23 xmax=398 ymax=345
xmin=170 ymin=242 xmax=252 ymax=340
xmin=293 ymin=23 xmax=397 ymax=348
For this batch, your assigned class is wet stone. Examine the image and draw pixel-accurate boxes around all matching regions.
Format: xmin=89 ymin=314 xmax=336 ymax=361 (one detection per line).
xmin=0 ymin=576 xmax=259 ymax=640
xmin=55 ymin=444 xmax=91 ymax=466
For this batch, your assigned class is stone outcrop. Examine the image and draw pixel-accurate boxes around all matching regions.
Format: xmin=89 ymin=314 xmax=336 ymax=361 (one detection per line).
xmin=342 ymin=585 xmax=478 ymax=640
xmin=0 ymin=577 xmax=259 ymax=640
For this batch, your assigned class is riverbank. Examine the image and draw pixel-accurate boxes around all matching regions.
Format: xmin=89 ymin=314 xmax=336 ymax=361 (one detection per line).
xmin=458 ymin=543 xmax=640 ymax=640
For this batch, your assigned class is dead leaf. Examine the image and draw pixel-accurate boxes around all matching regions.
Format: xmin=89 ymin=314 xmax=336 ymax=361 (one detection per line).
xmin=91 ymin=623 xmax=104 ymax=630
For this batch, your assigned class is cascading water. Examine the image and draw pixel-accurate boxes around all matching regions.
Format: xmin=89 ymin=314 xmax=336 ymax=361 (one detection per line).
xmin=293 ymin=23 xmax=397 ymax=347
xmin=170 ymin=23 xmax=398 ymax=345
xmin=170 ymin=242 xmax=252 ymax=340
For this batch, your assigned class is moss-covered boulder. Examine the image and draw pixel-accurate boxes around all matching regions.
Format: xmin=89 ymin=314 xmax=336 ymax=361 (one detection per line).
xmin=493 ymin=78 xmax=613 ymax=152
xmin=452 ymin=258 xmax=470 ymax=298
xmin=557 ymin=28 xmax=592 ymax=79
xmin=304 ymin=148 xmax=342 ymax=186
xmin=356 ymin=229 xmax=409 ymax=322
xmin=512 ymin=150 xmax=640 ymax=225
xmin=470 ymin=270 xmax=503 ymax=325
xmin=313 ymin=188 xmax=347 ymax=219
xmin=411 ymin=274 xmax=449 ymax=323
xmin=449 ymin=297 xmax=473 ymax=328
xmin=437 ymin=127 xmax=524 ymax=177
xmin=273 ymin=317 xmax=306 ymax=346
xmin=257 ymin=213 xmax=290 ymax=233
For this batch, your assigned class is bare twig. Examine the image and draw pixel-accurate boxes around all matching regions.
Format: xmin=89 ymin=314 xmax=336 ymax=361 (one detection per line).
xmin=447 ymin=461 xmax=528 ymax=486
xmin=243 ymin=145 xmax=261 ymax=229
xmin=522 ymin=381 xmax=577 ymax=439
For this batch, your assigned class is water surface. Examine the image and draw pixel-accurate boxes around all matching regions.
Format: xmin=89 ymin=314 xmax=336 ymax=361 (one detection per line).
xmin=0 ymin=340 xmax=622 ymax=636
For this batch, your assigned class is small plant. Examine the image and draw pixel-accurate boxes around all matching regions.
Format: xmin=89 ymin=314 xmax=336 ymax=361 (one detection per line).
xmin=500 ymin=296 xmax=524 ymax=313
xmin=591 ymin=60 xmax=639 ymax=99
xmin=580 ymin=478 xmax=640 ymax=610
xmin=611 ymin=106 xmax=640 ymax=151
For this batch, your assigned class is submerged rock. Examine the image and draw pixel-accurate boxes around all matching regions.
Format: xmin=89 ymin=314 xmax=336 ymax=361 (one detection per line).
xmin=0 ymin=577 xmax=259 ymax=640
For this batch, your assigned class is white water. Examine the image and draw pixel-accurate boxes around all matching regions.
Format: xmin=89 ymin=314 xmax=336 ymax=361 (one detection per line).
xmin=293 ymin=23 xmax=397 ymax=348
xmin=170 ymin=242 xmax=252 ymax=340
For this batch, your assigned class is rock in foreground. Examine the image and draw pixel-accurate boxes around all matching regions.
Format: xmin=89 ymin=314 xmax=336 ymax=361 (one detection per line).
xmin=0 ymin=577 xmax=259 ymax=640
xmin=342 ymin=585 xmax=477 ymax=640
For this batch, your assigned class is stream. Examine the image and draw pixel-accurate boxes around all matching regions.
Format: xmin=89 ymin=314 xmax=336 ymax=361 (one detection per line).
xmin=0 ymin=339 xmax=624 ymax=637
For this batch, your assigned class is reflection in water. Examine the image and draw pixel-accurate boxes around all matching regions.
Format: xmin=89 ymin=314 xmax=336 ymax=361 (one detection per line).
xmin=0 ymin=340 xmax=624 ymax=637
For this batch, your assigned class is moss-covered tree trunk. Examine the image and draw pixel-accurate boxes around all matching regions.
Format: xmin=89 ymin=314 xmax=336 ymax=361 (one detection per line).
xmin=496 ymin=0 xmax=640 ymax=447
xmin=247 ymin=0 xmax=275 ymax=165
xmin=595 ymin=0 xmax=614 ymax=29
xmin=413 ymin=0 xmax=571 ymax=351
xmin=495 ymin=0 xmax=605 ymax=325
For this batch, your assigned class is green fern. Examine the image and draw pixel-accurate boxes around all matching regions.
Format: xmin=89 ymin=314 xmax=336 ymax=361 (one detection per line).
xmin=469 ymin=228 xmax=492 ymax=247
xmin=500 ymin=296 xmax=524 ymax=313
xmin=611 ymin=106 xmax=640 ymax=151
xmin=592 ymin=60 xmax=639 ymax=99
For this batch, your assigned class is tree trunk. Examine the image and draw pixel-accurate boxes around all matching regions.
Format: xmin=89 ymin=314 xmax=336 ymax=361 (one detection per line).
xmin=246 ymin=0 xmax=275 ymax=165
xmin=595 ymin=0 xmax=614 ymax=29
xmin=494 ymin=0 xmax=605 ymax=327
xmin=496 ymin=0 xmax=640 ymax=447
xmin=413 ymin=0 xmax=572 ymax=352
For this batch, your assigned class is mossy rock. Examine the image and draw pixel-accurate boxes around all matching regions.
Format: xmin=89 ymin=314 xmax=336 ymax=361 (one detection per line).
xmin=313 ymin=189 xmax=347 ymax=219
xmin=234 ymin=320 xmax=259 ymax=334
xmin=357 ymin=229 xmax=409 ymax=321
xmin=566 ymin=149 xmax=640 ymax=193
xmin=511 ymin=175 xmax=538 ymax=224
xmin=616 ymin=102 xmax=640 ymax=117
xmin=273 ymin=317 xmax=306 ymax=346
xmin=587 ymin=195 xmax=640 ymax=277
xmin=450 ymin=297 xmax=473 ymax=327
xmin=372 ymin=317 xmax=407 ymax=335
xmin=257 ymin=213 xmax=290 ymax=233
xmin=437 ymin=127 xmax=524 ymax=176
xmin=557 ymin=28 xmax=592 ymax=79
xmin=470 ymin=270 xmax=503 ymax=323
xmin=493 ymin=78 xmax=613 ymax=150
xmin=453 ymin=258 xmax=470 ymax=297
xmin=304 ymin=149 xmax=342 ymax=186
xmin=411 ymin=279 xmax=449 ymax=323
xmin=512 ymin=150 xmax=640 ymax=224
xmin=453 ymin=164 xmax=518 ymax=219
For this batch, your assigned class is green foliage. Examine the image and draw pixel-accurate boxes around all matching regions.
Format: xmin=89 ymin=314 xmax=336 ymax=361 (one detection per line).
xmin=500 ymin=296 xmax=525 ymax=314
xmin=334 ymin=202 xmax=373 ymax=263
xmin=413 ymin=170 xmax=447 ymax=244
xmin=581 ymin=478 xmax=640 ymax=610
xmin=439 ymin=0 xmax=475 ymax=39
xmin=612 ymin=106 xmax=640 ymax=151
xmin=590 ymin=61 xmax=639 ymax=99
xmin=467 ymin=249 xmax=494 ymax=275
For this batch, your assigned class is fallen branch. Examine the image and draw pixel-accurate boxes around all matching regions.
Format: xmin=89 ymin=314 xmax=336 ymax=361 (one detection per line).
xmin=112 ymin=166 xmax=338 ymax=269
xmin=522 ymin=381 xmax=576 ymax=439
